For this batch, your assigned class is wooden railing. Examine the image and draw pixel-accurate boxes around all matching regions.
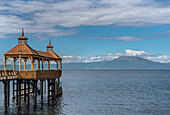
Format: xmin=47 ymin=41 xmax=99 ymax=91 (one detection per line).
xmin=0 ymin=70 xmax=62 ymax=81
xmin=0 ymin=70 xmax=18 ymax=81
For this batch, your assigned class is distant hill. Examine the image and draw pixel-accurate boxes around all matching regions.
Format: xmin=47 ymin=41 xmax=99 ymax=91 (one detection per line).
xmin=1 ymin=56 xmax=170 ymax=70
xmin=62 ymin=56 xmax=170 ymax=70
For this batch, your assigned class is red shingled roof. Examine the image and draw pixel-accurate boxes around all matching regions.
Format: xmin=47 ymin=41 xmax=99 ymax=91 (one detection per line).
xmin=4 ymin=28 xmax=61 ymax=60
xmin=5 ymin=44 xmax=61 ymax=60
xmin=5 ymin=44 xmax=38 ymax=55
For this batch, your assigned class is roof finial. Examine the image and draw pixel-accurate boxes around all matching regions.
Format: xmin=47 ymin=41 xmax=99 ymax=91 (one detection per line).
xmin=22 ymin=28 xmax=24 ymax=36
xmin=49 ymin=39 xmax=51 ymax=45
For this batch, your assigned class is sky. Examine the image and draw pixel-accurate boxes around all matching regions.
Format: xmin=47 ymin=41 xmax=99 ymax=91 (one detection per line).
xmin=0 ymin=0 xmax=170 ymax=64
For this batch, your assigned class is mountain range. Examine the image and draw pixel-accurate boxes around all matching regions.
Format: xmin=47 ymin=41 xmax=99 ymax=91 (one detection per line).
xmin=62 ymin=56 xmax=170 ymax=70
xmin=1 ymin=56 xmax=170 ymax=70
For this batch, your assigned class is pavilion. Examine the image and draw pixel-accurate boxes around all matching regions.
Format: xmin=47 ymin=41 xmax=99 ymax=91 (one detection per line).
xmin=4 ymin=28 xmax=62 ymax=71
xmin=0 ymin=28 xmax=63 ymax=112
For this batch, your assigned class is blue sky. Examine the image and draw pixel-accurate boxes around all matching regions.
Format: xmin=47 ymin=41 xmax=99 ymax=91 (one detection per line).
xmin=0 ymin=0 xmax=170 ymax=63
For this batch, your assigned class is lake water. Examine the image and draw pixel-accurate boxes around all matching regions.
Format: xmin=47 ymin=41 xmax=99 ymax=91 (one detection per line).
xmin=0 ymin=70 xmax=170 ymax=115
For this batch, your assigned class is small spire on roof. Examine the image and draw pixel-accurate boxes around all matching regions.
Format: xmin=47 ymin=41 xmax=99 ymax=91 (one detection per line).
xmin=49 ymin=39 xmax=51 ymax=45
xmin=22 ymin=28 xmax=24 ymax=36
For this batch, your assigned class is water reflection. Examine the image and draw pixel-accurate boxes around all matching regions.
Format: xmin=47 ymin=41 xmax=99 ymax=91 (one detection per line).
xmin=0 ymin=85 xmax=63 ymax=115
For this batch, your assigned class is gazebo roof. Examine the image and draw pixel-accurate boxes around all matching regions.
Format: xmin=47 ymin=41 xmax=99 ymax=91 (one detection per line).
xmin=5 ymin=44 xmax=61 ymax=60
xmin=4 ymin=29 xmax=61 ymax=60
xmin=5 ymin=44 xmax=38 ymax=55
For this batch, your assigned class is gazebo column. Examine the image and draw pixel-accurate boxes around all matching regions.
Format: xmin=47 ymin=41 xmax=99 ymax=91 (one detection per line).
xmin=56 ymin=60 xmax=58 ymax=69
xmin=24 ymin=58 xmax=27 ymax=70
xmin=59 ymin=60 xmax=62 ymax=69
xmin=41 ymin=59 xmax=44 ymax=70
xmin=13 ymin=58 xmax=17 ymax=70
xmin=31 ymin=57 xmax=35 ymax=70
xmin=48 ymin=60 xmax=50 ymax=70
xmin=19 ymin=54 xmax=22 ymax=70
xmin=37 ymin=59 xmax=40 ymax=70
xmin=4 ymin=56 xmax=8 ymax=70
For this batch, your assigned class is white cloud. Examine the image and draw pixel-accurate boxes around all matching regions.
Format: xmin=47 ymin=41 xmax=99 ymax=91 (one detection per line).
xmin=80 ymin=36 xmax=143 ymax=41
xmin=125 ymin=49 xmax=151 ymax=56
xmin=0 ymin=0 xmax=170 ymax=40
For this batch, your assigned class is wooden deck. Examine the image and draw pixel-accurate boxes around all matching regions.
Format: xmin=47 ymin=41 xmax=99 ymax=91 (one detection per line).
xmin=0 ymin=70 xmax=62 ymax=81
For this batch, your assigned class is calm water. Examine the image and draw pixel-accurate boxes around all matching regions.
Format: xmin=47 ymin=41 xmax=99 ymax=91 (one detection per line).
xmin=0 ymin=70 xmax=170 ymax=115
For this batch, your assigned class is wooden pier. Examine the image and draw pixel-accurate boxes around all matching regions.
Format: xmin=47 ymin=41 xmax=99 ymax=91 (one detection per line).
xmin=1 ymin=28 xmax=63 ymax=112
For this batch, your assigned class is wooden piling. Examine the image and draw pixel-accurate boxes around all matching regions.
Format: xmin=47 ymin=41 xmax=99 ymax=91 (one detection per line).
xmin=48 ymin=80 xmax=50 ymax=103
xmin=4 ymin=81 xmax=7 ymax=112
xmin=16 ymin=80 xmax=18 ymax=105
xmin=18 ymin=80 xmax=21 ymax=108
xmin=24 ymin=80 xmax=26 ymax=101
xmin=12 ymin=80 xmax=15 ymax=99
xmin=55 ymin=80 xmax=57 ymax=96
xmin=34 ymin=80 xmax=37 ymax=108
xmin=41 ymin=80 xmax=43 ymax=104
xmin=52 ymin=79 xmax=55 ymax=99
xmin=44 ymin=80 xmax=46 ymax=94
xmin=27 ymin=80 xmax=30 ymax=107
xmin=7 ymin=80 xmax=10 ymax=106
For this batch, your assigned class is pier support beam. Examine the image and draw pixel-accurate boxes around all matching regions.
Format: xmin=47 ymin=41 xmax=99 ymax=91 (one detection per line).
xmin=52 ymin=79 xmax=55 ymax=99
xmin=3 ymin=81 xmax=7 ymax=112
xmin=16 ymin=80 xmax=18 ymax=105
xmin=33 ymin=80 xmax=37 ymax=108
xmin=24 ymin=80 xmax=26 ymax=101
xmin=27 ymin=80 xmax=30 ymax=107
xmin=55 ymin=80 xmax=57 ymax=96
xmin=47 ymin=80 xmax=50 ymax=104
xmin=41 ymin=80 xmax=43 ymax=104
xmin=12 ymin=80 xmax=15 ymax=99
xmin=18 ymin=80 xmax=21 ymax=109
xmin=44 ymin=80 xmax=46 ymax=94
xmin=7 ymin=80 xmax=10 ymax=106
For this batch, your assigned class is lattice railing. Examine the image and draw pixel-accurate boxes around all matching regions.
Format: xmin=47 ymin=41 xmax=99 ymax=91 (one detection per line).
xmin=0 ymin=70 xmax=18 ymax=81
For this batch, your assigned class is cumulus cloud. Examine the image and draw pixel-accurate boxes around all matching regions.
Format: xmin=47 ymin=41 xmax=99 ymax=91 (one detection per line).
xmin=0 ymin=0 xmax=170 ymax=40
xmin=125 ymin=49 xmax=150 ymax=56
